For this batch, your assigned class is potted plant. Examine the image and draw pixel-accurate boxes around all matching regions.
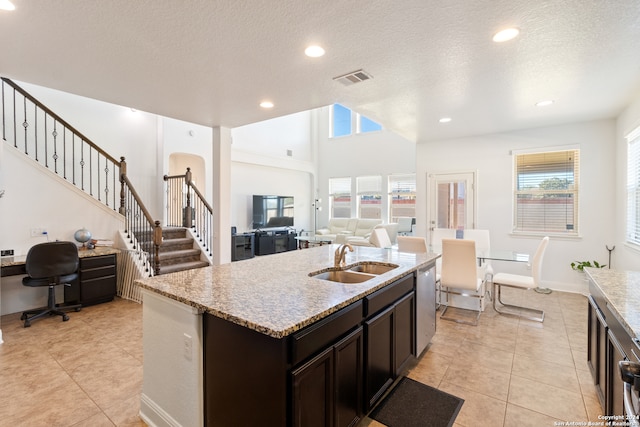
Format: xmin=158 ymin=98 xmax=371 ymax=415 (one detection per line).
xmin=571 ymin=260 xmax=606 ymax=272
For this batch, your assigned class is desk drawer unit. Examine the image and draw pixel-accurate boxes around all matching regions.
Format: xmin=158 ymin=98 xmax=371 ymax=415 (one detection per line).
xmin=65 ymin=254 xmax=117 ymax=306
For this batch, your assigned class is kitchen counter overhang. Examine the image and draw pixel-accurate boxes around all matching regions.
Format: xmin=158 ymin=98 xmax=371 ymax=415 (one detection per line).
xmin=135 ymin=245 xmax=439 ymax=338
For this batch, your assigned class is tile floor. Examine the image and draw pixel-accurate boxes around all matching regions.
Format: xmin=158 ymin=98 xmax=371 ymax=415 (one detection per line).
xmin=0 ymin=288 xmax=601 ymax=427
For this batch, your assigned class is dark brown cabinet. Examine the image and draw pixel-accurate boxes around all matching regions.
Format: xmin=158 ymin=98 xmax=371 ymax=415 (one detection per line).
xmin=363 ymin=275 xmax=415 ymax=411
xmin=587 ymin=295 xmax=607 ymax=408
xmin=587 ymin=280 xmax=640 ymax=419
xmin=203 ymin=271 xmax=424 ymax=427
xmin=291 ymin=327 xmax=363 ymax=427
xmin=64 ymin=254 xmax=117 ymax=306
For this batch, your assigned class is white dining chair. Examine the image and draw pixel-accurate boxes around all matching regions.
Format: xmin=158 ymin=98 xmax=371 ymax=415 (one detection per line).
xmin=439 ymin=238 xmax=485 ymax=326
xmin=397 ymin=236 xmax=427 ymax=253
xmin=462 ymin=229 xmax=494 ymax=282
xmin=491 ymin=236 xmax=549 ymax=322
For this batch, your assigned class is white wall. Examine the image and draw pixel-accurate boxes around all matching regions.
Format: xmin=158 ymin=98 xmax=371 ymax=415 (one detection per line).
xmin=230 ymin=162 xmax=312 ymax=233
xmin=232 ymin=111 xmax=312 ymax=162
xmin=614 ymin=88 xmax=640 ymax=271
xmin=18 ymin=81 xmax=162 ymax=217
xmin=315 ymin=106 xmax=416 ymax=226
xmin=229 ymin=111 xmax=316 ymax=233
xmin=416 ymin=119 xmax=617 ymax=293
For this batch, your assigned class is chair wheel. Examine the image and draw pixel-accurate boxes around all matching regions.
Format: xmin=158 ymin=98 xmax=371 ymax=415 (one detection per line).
xmin=62 ymin=315 xmax=69 ymax=321
xmin=20 ymin=313 xmax=27 ymax=320
xmin=75 ymin=307 xmax=81 ymax=312
xmin=24 ymin=321 xmax=31 ymax=327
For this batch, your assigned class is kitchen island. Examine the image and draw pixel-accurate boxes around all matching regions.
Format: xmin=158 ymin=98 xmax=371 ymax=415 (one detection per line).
xmin=136 ymin=244 xmax=439 ymax=427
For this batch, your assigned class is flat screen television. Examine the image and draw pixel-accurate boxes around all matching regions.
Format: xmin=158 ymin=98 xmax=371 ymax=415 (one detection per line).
xmin=252 ymin=195 xmax=294 ymax=229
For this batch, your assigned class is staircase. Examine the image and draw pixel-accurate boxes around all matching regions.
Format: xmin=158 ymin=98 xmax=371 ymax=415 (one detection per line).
xmin=157 ymin=228 xmax=210 ymax=275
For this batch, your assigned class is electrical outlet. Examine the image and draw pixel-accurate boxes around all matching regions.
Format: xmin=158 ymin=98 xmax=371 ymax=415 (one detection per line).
xmin=183 ymin=333 xmax=192 ymax=361
xmin=30 ymin=227 xmax=46 ymax=237
xmin=1 ymin=249 xmax=14 ymax=257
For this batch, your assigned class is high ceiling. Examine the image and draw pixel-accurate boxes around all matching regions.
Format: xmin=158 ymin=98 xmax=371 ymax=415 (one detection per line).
xmin=1 ymin=0 xmax=639 ymax=142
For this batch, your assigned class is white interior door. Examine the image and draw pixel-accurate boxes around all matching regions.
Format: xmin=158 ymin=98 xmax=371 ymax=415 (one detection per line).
xmin=427 ymin=171 xmax=476 ymax=245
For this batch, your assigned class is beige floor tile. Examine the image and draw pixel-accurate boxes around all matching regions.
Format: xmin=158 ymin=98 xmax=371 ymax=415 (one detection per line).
xmin=512 ymin=353 xmax=581 ymax=393
xmin=439 ymin=381 xmax=507 ymax=427
xmin=453 ymin=341 xmax=514 ymax=373
xmin=0 ymin=288 xmax=595 ymax=427
xmin=508 ymin=375 xmax=587 ymax=421
xmin=504 ymin=403 xmax=563 ymax=426
xmin=442 ymin=361 xmax=511 ymax=400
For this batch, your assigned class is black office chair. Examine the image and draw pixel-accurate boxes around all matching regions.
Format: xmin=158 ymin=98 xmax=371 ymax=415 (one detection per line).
xmin=21 ymin=241 xmax=82 ymax=327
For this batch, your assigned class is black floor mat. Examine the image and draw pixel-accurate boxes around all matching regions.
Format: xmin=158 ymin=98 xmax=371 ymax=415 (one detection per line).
xmin=370 ymin=377 xmax=464 ymax=427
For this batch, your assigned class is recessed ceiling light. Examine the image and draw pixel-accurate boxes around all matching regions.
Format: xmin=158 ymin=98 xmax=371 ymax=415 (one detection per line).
xmin=305 ymin=45 xmax=325 ymax=58
xmin=0 ymin=0 xmax=15 ymax=10
xmin=439 ymin=117 xmax=452 ymax=123
xmin=492 ymin=28 xmax=519 ymax=42
xmin=535 ymin=100 xmax=554 ymax=107
xmin=259 ymin=101 xmax=274 ymax=109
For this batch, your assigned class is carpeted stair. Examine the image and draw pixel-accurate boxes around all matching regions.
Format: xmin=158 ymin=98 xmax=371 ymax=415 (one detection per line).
xmin=157 ymin=227 xmax=210 ymax=275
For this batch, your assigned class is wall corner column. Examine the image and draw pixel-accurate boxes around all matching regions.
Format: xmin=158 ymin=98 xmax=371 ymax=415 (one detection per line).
xmin=212 ymin=127 xmax=232 ymax=265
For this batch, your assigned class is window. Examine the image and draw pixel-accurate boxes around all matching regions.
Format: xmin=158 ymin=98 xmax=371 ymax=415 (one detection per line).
xmin=357 ymin=175 xmax=382 ymax=219
xmin=626 ymin=126 xmax=640 ymax=245
xmin=513 ymin=148 xmax=580 ymax=235
xmin=358 ymin=114 xmax=382 ymax=133
xmin=388 ymin=174 xmax=416 ymax=220
xmin=330 ymin=104 xmax=382 ymax=137
xmin=329 ymin=177 xmax=352 ymax=218
xmin=332 ymin=104 xmax=352 ymax=137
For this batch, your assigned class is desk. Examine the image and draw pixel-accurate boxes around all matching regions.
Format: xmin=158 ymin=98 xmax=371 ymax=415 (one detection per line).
xmin=1 ymin=246 xmax=119 ymax=277
xmin=295 ymin=235 xmax=333 ymax=249
xmin=1 ymin=247 xmax=119 ymax=308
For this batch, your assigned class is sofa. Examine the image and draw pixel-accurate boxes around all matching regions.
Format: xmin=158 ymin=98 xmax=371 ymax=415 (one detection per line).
xmin=315 ymin=218 xmax=382 ymax=243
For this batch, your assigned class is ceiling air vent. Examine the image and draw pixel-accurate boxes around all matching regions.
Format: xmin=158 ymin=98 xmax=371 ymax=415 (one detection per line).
xmin=333 ymin=69 xmax=372 ymax=86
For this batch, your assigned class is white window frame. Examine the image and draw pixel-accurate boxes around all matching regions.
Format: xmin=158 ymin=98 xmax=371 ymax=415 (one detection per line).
xmin=329 ymin=177 xmax=352 ymax=219
xmin=357 ymin=175 xmax=382 ymax=219
xmin=626 ymin=126 xmax=640 ymax=246
xmin=512 ymin=146 xmax=580 ymax=236
xmin=388 ymin=173 xmax=416 ymax=221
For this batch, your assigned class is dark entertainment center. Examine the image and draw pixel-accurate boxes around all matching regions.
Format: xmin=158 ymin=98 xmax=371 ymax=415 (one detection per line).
xmin=232 ymin=194 xmax=298 ymax=261
xmin=232 ymin=229 xmax=298 ymax=261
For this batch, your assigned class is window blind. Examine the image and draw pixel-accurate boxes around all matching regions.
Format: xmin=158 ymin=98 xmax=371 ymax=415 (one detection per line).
xmin=329 ymin=177 xmax=351 ymax=196
xmin=627 ymin=126 xmax=640 ymax=245
xmin=357 ymin=175 xmax=382 ymax=195
xmin=388 ymin=174 xmax=416 ymax=196
xmin=513 ymin=149 xmax=580 ymax=234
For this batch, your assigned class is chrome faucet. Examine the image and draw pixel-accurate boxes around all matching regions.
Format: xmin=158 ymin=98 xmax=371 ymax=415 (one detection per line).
xmin=334 ymin=243 xmax=354 ymax=268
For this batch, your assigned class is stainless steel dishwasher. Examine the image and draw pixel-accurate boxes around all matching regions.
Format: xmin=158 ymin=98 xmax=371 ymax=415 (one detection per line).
xmin=416 ymin=264 xmax=436 ymax=355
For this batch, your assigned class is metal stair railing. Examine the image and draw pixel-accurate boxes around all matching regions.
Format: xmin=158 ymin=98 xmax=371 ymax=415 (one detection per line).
xmin=164 ymin=167 xmax=214 ymax=258
xmin=2 ymin=77 xmax=162 ymax=274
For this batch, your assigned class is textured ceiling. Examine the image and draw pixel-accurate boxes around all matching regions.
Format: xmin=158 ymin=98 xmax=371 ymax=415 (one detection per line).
xmin=1 ymin=0 xmax=639 ymax=142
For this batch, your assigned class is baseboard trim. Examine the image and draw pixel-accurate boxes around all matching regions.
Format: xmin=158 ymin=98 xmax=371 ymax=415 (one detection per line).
xmin=139 ymin=393 xmax=183 ymax=427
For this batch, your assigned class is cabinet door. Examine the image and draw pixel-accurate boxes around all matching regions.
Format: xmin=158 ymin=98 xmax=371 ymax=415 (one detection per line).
xmin=334 ymin=327 xmax=363 ymax=427
xmin=588 ymin=296 xmax=607 ymax=409
xmin=394 ymin=292 xmax=415 ymax=376
xmin=364 ymin=305 xmax=394 ymax=412
xmin=291 ymin=346 xmax=334 ymax=427
xmin=607 ymin=330 xmax=626 ymax=417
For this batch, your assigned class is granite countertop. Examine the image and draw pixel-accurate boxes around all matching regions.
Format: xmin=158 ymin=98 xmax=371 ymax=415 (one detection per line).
xmin=1 ymin=246 xmax=120 ymax=268
xmin=136 ymin=245 xmax=439 ymax=339
xmin=585 ymin=267 xmax=640 ymax=341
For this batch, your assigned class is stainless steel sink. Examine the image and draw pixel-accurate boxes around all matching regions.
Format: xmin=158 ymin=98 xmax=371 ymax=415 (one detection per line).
xmin=310 ymin=270 xmax=374 ymax=283
xmin=349 ymin=263 xmax=398 ymax=275
xmin=309 ymin=262 xmax=399 ymax=283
